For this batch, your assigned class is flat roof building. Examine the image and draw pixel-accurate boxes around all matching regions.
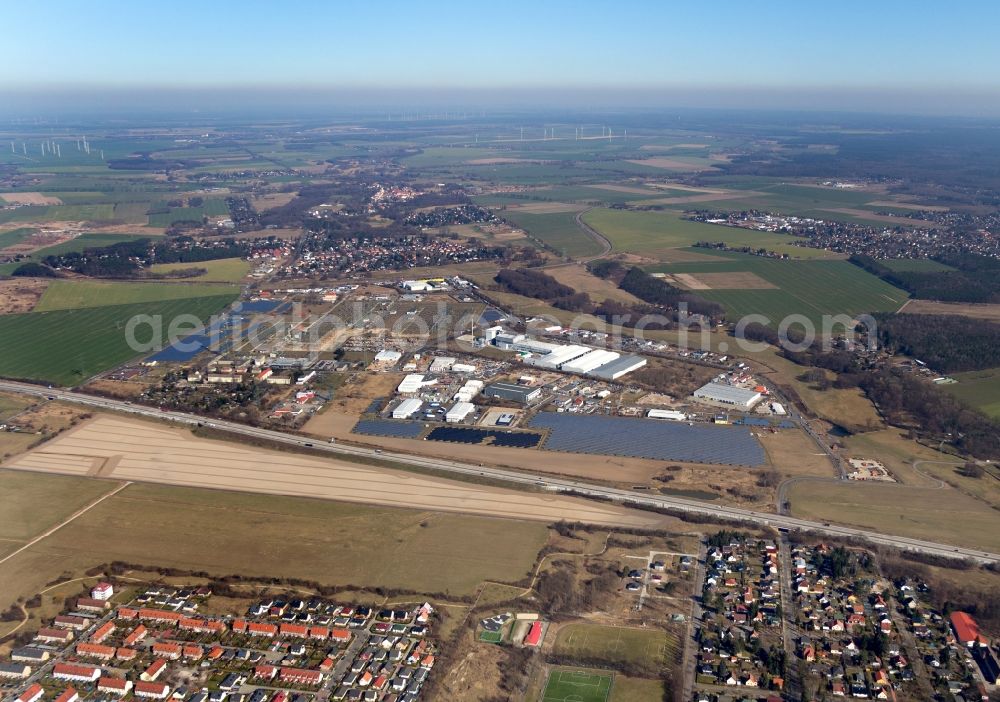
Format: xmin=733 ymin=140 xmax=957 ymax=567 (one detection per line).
xmin=589 ymin=355 xmax=647 ymax=380
xmin=483 ymin=383 xmax=541 ymax=405
xmin=445 ymin=402 xmax=475 ymax=423
xmin=392 ymin=398 xmax=423 ymax=419
xmin=693 ymin=382 xmax=763 ymax=410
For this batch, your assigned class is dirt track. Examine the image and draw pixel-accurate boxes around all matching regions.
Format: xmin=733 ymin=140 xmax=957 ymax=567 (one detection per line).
xmin=5 ymin=416 xmax=667 ymax=529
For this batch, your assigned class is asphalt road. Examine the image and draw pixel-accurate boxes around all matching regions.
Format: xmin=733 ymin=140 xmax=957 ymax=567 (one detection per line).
xmin=1 ymin=379 xmax=997 ymax=565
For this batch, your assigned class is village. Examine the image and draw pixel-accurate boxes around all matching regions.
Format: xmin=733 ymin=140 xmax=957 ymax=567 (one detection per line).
xmin=0 ymin=583 xmax=438 ymax=702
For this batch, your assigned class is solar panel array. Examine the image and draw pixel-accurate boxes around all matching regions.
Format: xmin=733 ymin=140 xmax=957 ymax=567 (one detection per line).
xmin=352 ymin=419 xmax=427 ymax=439
xmin=529 ymin=412 xmax=766 ymax=466
xmin=426 ymin=427 xmax=543 ymax=448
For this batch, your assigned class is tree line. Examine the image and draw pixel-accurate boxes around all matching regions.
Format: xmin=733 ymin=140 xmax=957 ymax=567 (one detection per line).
xmin=851 ymin=253 xmax=1000 ymax=303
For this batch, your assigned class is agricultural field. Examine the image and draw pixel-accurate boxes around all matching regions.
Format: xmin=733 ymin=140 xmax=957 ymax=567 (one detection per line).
xmin=0 ymin=469 xmax=120 ymax=559
xmin=34 ymin=279 xmax=239 ymax=311
xmin=0 ymin=471 xmax=553 ymax=612
xmin=899 ymin=299 xmax=1000 ymax=321
xmin=0 ymin=227 xmax=36 ymax=250
xmin=582 ymin=208 xmax=835 ymax=259
xmin=147 ymin=197 xmax=230 ymax=227
xmin=503 ymin=209 xmax=603 ymax=258
xmin=148 ymin=257 xmax=251 ymax=282
xmin=647 ymin=253 xmax=909 ymax=328
xmin=541 ymin=668 xmax=613 ymax=702
xmin=786 ymin=478 xmax=1000 ymax=553
xmin=0 ymin=203 xmax=116 ymax=225
xmin=942 ymin=368 xmax=1000 ymax=418
xmin=0 ymin=294 xmax=235 ymax=385
xmin=553 ymin=622 xmax=677 ymax=669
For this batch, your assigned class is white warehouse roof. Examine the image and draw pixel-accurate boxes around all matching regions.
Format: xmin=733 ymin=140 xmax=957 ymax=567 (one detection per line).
xmin=392 ymin=398 xmax=423 ymax=419
xmin=589 ymin=355 xmax=647 ymax=380
xmin=445 ymin=402 xmax=475 ymax=422
xmin=397 ymin=373 xmax=435 ymax=394
xmin=561 ymin=349 xmax=620 ymax=374
xmin=693 ymin=382 xmax=762 ymax=407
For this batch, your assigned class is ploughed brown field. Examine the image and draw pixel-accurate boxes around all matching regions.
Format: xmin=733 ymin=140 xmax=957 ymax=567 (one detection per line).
xmin=4 ymin=415 xmax=667 ymax=529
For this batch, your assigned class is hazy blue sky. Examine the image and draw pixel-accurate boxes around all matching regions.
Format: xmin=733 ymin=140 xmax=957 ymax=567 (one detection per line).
xmin=4 ymin=0 xmax=1000 ymax=114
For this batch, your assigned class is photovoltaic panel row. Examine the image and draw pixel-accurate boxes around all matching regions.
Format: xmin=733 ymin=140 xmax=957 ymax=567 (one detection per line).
xmin=528 ymin=412 xmax=765 ymax=466
xmin=352 ymin=419 xmax=426 ymax=439
xmin=425 ymin=427 xmax=543 ymax=448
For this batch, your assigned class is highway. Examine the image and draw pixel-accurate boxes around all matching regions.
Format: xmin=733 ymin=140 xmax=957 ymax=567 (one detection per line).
xmin=1 ymin=378 xmax=997 ymax=565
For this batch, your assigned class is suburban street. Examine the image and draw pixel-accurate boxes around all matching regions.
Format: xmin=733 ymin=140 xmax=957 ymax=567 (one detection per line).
xmin=1 ymin=379 xmax=997 ymax=565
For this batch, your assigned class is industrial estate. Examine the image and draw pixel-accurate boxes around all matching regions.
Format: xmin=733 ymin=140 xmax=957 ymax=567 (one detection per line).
xmin=2 ymin=71 xmax=1000 ymax=702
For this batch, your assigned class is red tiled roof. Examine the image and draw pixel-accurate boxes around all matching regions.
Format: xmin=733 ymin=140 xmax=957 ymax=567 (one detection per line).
xmin=524 ymin=621 xmax=543 ymax=647
xmin=18 ymin=684 xmax=43 ymax=702
xmin=138 ymin=608 xmax=184 ymax=623
xmin=54 ymin=688 xmax=79 ymax=702
xmin=951 ymin=611 xmax=983 ymax=644
xmin=76 ymin=643 xmax=116 ymax=659
xmin=135 ymin=682 xmax=170 ymax=697
xmin=53 ymin=663 xmax=101 ymax=680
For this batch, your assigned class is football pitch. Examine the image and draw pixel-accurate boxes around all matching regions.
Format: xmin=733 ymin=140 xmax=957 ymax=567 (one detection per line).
xmin=542 ymin=669 xmax=613 ymax=702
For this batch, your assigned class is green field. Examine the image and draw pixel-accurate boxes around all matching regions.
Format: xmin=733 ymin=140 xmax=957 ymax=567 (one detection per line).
xmin=148 ymin=257 xmax=250 ymax=282
xmin=147 ymin=198 xmax=229 ymax=227
xmin=553 ymin=623 xmax=675 ymax=670
xmin=479 ymin=630 xmax=503 ymax=643
xmin=0 ymin=294 xmax=235 ymax=385
xmin=503 ymin=209 xmax=603 ymax=258
xmin=943 ymin=369 xmax=1000 ymax=418
xmin=582 ymin=208 xmax=834 ymax=259
xmin=0 ymin=476 xmax=552 ymax=612
xmin=647 ymin=253 xmax=909 ymax=328
xmin=0 ymin=203 xmax=117 ymax=225
xmin=881 ymin=258 xmax=956 ymax=273
xmin=34 ymin=280 xmax=239 ymax=312
xmin=542 ymin=669 xmax=613 ymax=702
xmin=0 ymin=228 xmax=35 ymax=250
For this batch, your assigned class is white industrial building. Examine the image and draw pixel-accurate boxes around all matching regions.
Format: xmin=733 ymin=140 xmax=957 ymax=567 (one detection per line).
xmin=770 ymin=402 xmax=786 ymax=415
xmin=397 ymin=374 xmax=435 ymax=394
xmin=392 ymin=398 xmax=423 ymax=419
xmin=561 ymin=349 xmax=620 ymax=374
xmin=589 ymin=355 xmax=647 ymax=380
xmin=453 ymin=379 xmax=484 ymax=403
xmin=647 ymin=409 xmax=687 ymax=421
xmin=693 ymin=382 xmax=763 ymax=410
xmin=429 ymin=356 xmax=456 ymax=373
xmin=401 ymin=280 xmax=431 ymax=292
xmin=445 ymin=402 xmax=475 ymax=423
xmin=528 ymin=344 xmax=591 ymax=370
xmin=374 ymin=349 xmax=402 ymax=364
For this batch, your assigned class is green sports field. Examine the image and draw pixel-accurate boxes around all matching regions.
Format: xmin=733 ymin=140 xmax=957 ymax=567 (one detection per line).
xmin=553 ymin=623 xmax=676 ymax=669
xmin=0 ymin=295 xmax=235 ymax=385
xmin=647 ymin=253 xmax=909 ymax=328
xmin=542 ymin=669 xmax=613 ymax=702
xmin=34 ymin=280 xmax=239 ymax=312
